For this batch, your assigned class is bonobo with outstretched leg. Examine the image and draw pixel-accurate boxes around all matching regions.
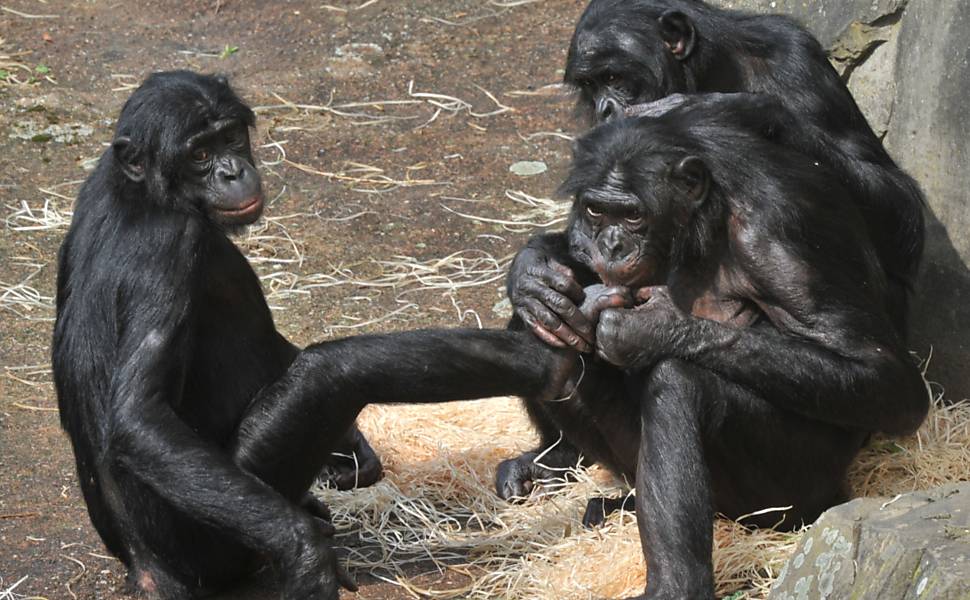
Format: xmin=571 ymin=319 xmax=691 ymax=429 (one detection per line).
xmin=497 ymin=97 xmax=928 ymax=599
xmin=52 ymin=70 xmax=573 ymax=600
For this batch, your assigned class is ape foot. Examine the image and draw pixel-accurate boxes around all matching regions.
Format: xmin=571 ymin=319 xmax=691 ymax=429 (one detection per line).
xmin=316 ymin=429 xmax=383 ymax=490
xmin=582 ymin=495 xmax=635 ymax=528
xmin=496 ymin=451 xmax=575 ymax=501
xmin=300 ymin=494 xmax=336 ymax=536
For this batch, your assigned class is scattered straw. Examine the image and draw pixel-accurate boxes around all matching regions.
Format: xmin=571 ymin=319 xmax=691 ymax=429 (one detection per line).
xmin=5 ymin=198 xmax=73 ymax=231
xmin=315 ymin=385 xmax=968 ymax=599
xmin=5 ymin=364 xmax=53 ymax=387
xmin=0 ymin=6 xmax=59 ymax=19
xmin=409 ymin=80 xmax=513 ymax=129
xmin=0 ymin=264 xmax=54 ymax=321
xmin=0 ymin=37 xmax=33 ymax=86
xmin=284 ymin=159 xmax=446 ymax=194
xmin=253 ymin=90 xmax=422 ymax=127
xmin=109 ymin=73 xmax=139 ymax=92
xmin=0 ymin=576 xmax=29 ymax=600
xmin=441 ymin=190 xmax=570 ymax=233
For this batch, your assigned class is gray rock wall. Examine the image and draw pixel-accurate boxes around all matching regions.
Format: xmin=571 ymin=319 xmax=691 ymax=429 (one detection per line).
xmin=768 ymin=483 xmax=970 ymax=600
xmin=718 ymin=0 xmax=970 ymax=400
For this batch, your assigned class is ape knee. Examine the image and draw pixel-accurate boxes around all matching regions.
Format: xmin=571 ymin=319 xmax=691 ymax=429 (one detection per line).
xmin=644 ymin=359 xmax=704 ymax=416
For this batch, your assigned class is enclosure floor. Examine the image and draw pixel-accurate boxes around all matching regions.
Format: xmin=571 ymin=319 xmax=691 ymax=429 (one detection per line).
xmin=1 ymin=1 xmax=965 ymax=598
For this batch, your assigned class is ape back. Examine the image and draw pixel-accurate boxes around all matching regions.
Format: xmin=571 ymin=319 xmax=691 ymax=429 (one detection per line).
xmin=51 ymin=71 xmax=285 ymax=581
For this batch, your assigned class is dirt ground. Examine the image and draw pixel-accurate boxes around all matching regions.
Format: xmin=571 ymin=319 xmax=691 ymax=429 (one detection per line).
xmin=0 ymin=1 xmax=588 ymax=598
xmin=2 ymin=2 xmax=968 ymax=600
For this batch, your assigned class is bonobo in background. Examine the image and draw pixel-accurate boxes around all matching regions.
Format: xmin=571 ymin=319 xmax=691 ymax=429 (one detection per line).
xmin=515 ymin=0 xmax=924 ymax=343
xmin=498 ymin=96 xmax=928 ymax=599
xmin=52 ymin=71 xmax=574 ymax=599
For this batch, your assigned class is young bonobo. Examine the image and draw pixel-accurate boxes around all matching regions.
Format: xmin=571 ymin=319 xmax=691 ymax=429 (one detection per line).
xmin=498 ymin=98 xmax=928 ymax=599
xmin=52 ymin=71 xmax=572 ymax=599
xmin=555 ymin=0 xmax=924 ymax=333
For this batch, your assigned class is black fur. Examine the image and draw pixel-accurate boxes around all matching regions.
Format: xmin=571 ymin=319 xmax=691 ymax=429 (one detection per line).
xmin=52 ymin=71 xmax=570 ymax=599
xmin=499 ymin=97 xmax=928 ymax=599
xmin=563 ymin=0 xmax=924 ymax=331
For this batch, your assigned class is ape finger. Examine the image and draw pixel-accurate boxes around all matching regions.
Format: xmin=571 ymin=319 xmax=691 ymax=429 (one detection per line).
xmin=547 ymin=260 xmax=586 ymax=303
xmin=635 ymin=285 xmax=668 ymax=304
xmin=519 ymin=297 xmax=587 ymax=350
xmin=519 ymin=279 xmax=595 ymax=344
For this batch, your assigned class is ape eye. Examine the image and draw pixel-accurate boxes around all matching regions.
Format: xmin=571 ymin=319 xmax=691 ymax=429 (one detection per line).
xmin=586 ymin=206 xmax=603 ymax=218
xmin=605 ymin=73 xmax=621 ymax=85
xmin=625 ymin=216 xmax=644 ymax=226
xmin=192 ymin=148 xmax=210 ymax=162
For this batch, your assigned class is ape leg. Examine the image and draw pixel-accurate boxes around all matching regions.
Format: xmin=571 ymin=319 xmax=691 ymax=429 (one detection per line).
xmin=634 ymin=360 xmax=715 ymax=600
xmin=630 ymin=359 xmax=862 ymax=600
xmin=233 ymin=328 xmax=573 ymax=500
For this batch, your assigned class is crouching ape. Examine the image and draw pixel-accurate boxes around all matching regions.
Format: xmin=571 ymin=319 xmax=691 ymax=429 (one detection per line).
xmin=52 ymin=71 xmax=573 ymax=600
xmin=497 ymin=98 xmax=928 ymax=599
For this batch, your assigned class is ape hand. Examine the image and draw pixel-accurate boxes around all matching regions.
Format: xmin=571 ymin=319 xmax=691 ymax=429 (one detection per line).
xmin=596 ymin=286 xmax=687 ymax=370
xmin=509 ymin=246 xmax=593 ymax=352
xmin=578 ymin=284 xmax=634 ymax=335
xmin=283 ymin=517 xmax=357 ymax=599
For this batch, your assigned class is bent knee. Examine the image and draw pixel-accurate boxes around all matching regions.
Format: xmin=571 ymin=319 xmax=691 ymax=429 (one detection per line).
xmin=643 ymin=359 xmax=705 ymax=413
xmin=648 ymin=359 xmax=700 ymax=390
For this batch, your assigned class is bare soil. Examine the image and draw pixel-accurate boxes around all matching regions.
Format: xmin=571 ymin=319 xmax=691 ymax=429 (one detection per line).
xmin=0 ymin=1 xmax=587 ymax=598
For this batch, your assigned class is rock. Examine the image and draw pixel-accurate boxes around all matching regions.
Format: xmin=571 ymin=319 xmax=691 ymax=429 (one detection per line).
xmin=882 ymin=1 xmax=970 ymax=403
xmin=9 ymin=120 xmax=93 ymax=144
xmin=717 ymin=0 xmax=907 ymax=47
xmin=769 ymin=483 xmax=970 ymax=600
xmin=509 ymin=160 xmax=548 ymax=176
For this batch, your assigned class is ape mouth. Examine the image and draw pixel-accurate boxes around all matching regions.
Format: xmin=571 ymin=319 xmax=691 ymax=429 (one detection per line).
xmin=595 ymin=257 xmax=658 ymax=288
xmin=214 ymin=195 xmax=264 ymax=221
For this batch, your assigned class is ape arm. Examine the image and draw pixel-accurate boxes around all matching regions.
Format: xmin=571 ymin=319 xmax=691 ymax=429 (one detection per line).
xmin=598 ymin=236 xmax=927 ymax=436
xmin=105 ymin=326 xmax=346 ymax=591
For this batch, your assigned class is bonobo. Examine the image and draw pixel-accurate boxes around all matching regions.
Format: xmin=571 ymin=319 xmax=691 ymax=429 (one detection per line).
xmin=547 ymin=0 xmax=924 ymax=333
xmin=53 ymin=71 xmax=572 ymax=599
xmin=497 ymin=98 xmax=928 ymax=599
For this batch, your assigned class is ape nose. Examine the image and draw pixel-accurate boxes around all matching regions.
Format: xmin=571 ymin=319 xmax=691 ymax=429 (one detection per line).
xmin=216 ymin=159 xmax=244 ymax=182
xmin=597 ymin=97 xmax=623 ymax=122
xmin=601 ymin=228 xmax=632 ymax=261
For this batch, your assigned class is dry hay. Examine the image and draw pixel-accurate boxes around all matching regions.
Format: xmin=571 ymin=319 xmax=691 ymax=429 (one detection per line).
xmin=252 ymin=80 xmax=512 ymax=131
xmin=0 ymin=37 xmax=34 ymax=85
xmin=316 ymin=386 xmax=969 ymax=599
xmin=441 ymin=190 xmax=570 ymax=233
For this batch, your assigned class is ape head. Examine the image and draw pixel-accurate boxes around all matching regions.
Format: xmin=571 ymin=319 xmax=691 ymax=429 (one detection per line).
xmin=560 ymin=116 xmax=714 ymax=288
xmin=110 ymin=70 xmax=264 ymax=229
xmin=565 ymin=0 xmax=702 ymax=122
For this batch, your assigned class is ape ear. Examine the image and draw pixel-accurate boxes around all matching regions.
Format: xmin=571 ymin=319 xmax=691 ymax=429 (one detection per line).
xmin=112 ymin=136 xmax=145 ymax=183
xmin=658 ymin=10 xmax=696 ymax=60
xmin=670 ymin=156 xmax=709 ymax=207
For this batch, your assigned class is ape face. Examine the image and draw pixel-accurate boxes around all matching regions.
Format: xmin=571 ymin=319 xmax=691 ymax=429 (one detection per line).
xmin=179 ymin=120 xmax=264 ymax=227
xmin=562 ymin=121 xmax=709 ymax=287
xmin=564 ymin=1 xmax=696 ymax=122
xmin=110 ymin=71 xmax=264 ymax=228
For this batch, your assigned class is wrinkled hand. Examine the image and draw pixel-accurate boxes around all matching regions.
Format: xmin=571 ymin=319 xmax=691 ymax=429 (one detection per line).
xmin=596 ymin=286 xmax=687 ymax=370
xmin=509 ymin=246 xmax=594 ymax=351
